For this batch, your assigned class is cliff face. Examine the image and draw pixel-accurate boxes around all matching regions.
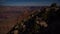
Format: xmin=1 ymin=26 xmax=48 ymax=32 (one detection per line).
xmin=0 ymin=6 xmax=41 ymax=34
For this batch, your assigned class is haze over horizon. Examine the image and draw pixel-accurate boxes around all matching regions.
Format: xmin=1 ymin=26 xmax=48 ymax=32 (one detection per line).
xmin=0 ymin=0 xmax=60 ymax=6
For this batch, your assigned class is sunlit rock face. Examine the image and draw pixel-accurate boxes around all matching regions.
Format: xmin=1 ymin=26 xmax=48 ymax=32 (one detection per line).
xmin=40 ymin=21 xmax=48 ymax=27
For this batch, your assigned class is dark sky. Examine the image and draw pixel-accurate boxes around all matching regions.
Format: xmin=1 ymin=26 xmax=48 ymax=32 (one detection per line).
xmin=0 ymin=0 xmax=60 ymax=6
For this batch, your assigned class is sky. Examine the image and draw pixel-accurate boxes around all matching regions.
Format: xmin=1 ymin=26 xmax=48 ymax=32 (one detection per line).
xmin=0 ymin=0 xmax=60 ymax=6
